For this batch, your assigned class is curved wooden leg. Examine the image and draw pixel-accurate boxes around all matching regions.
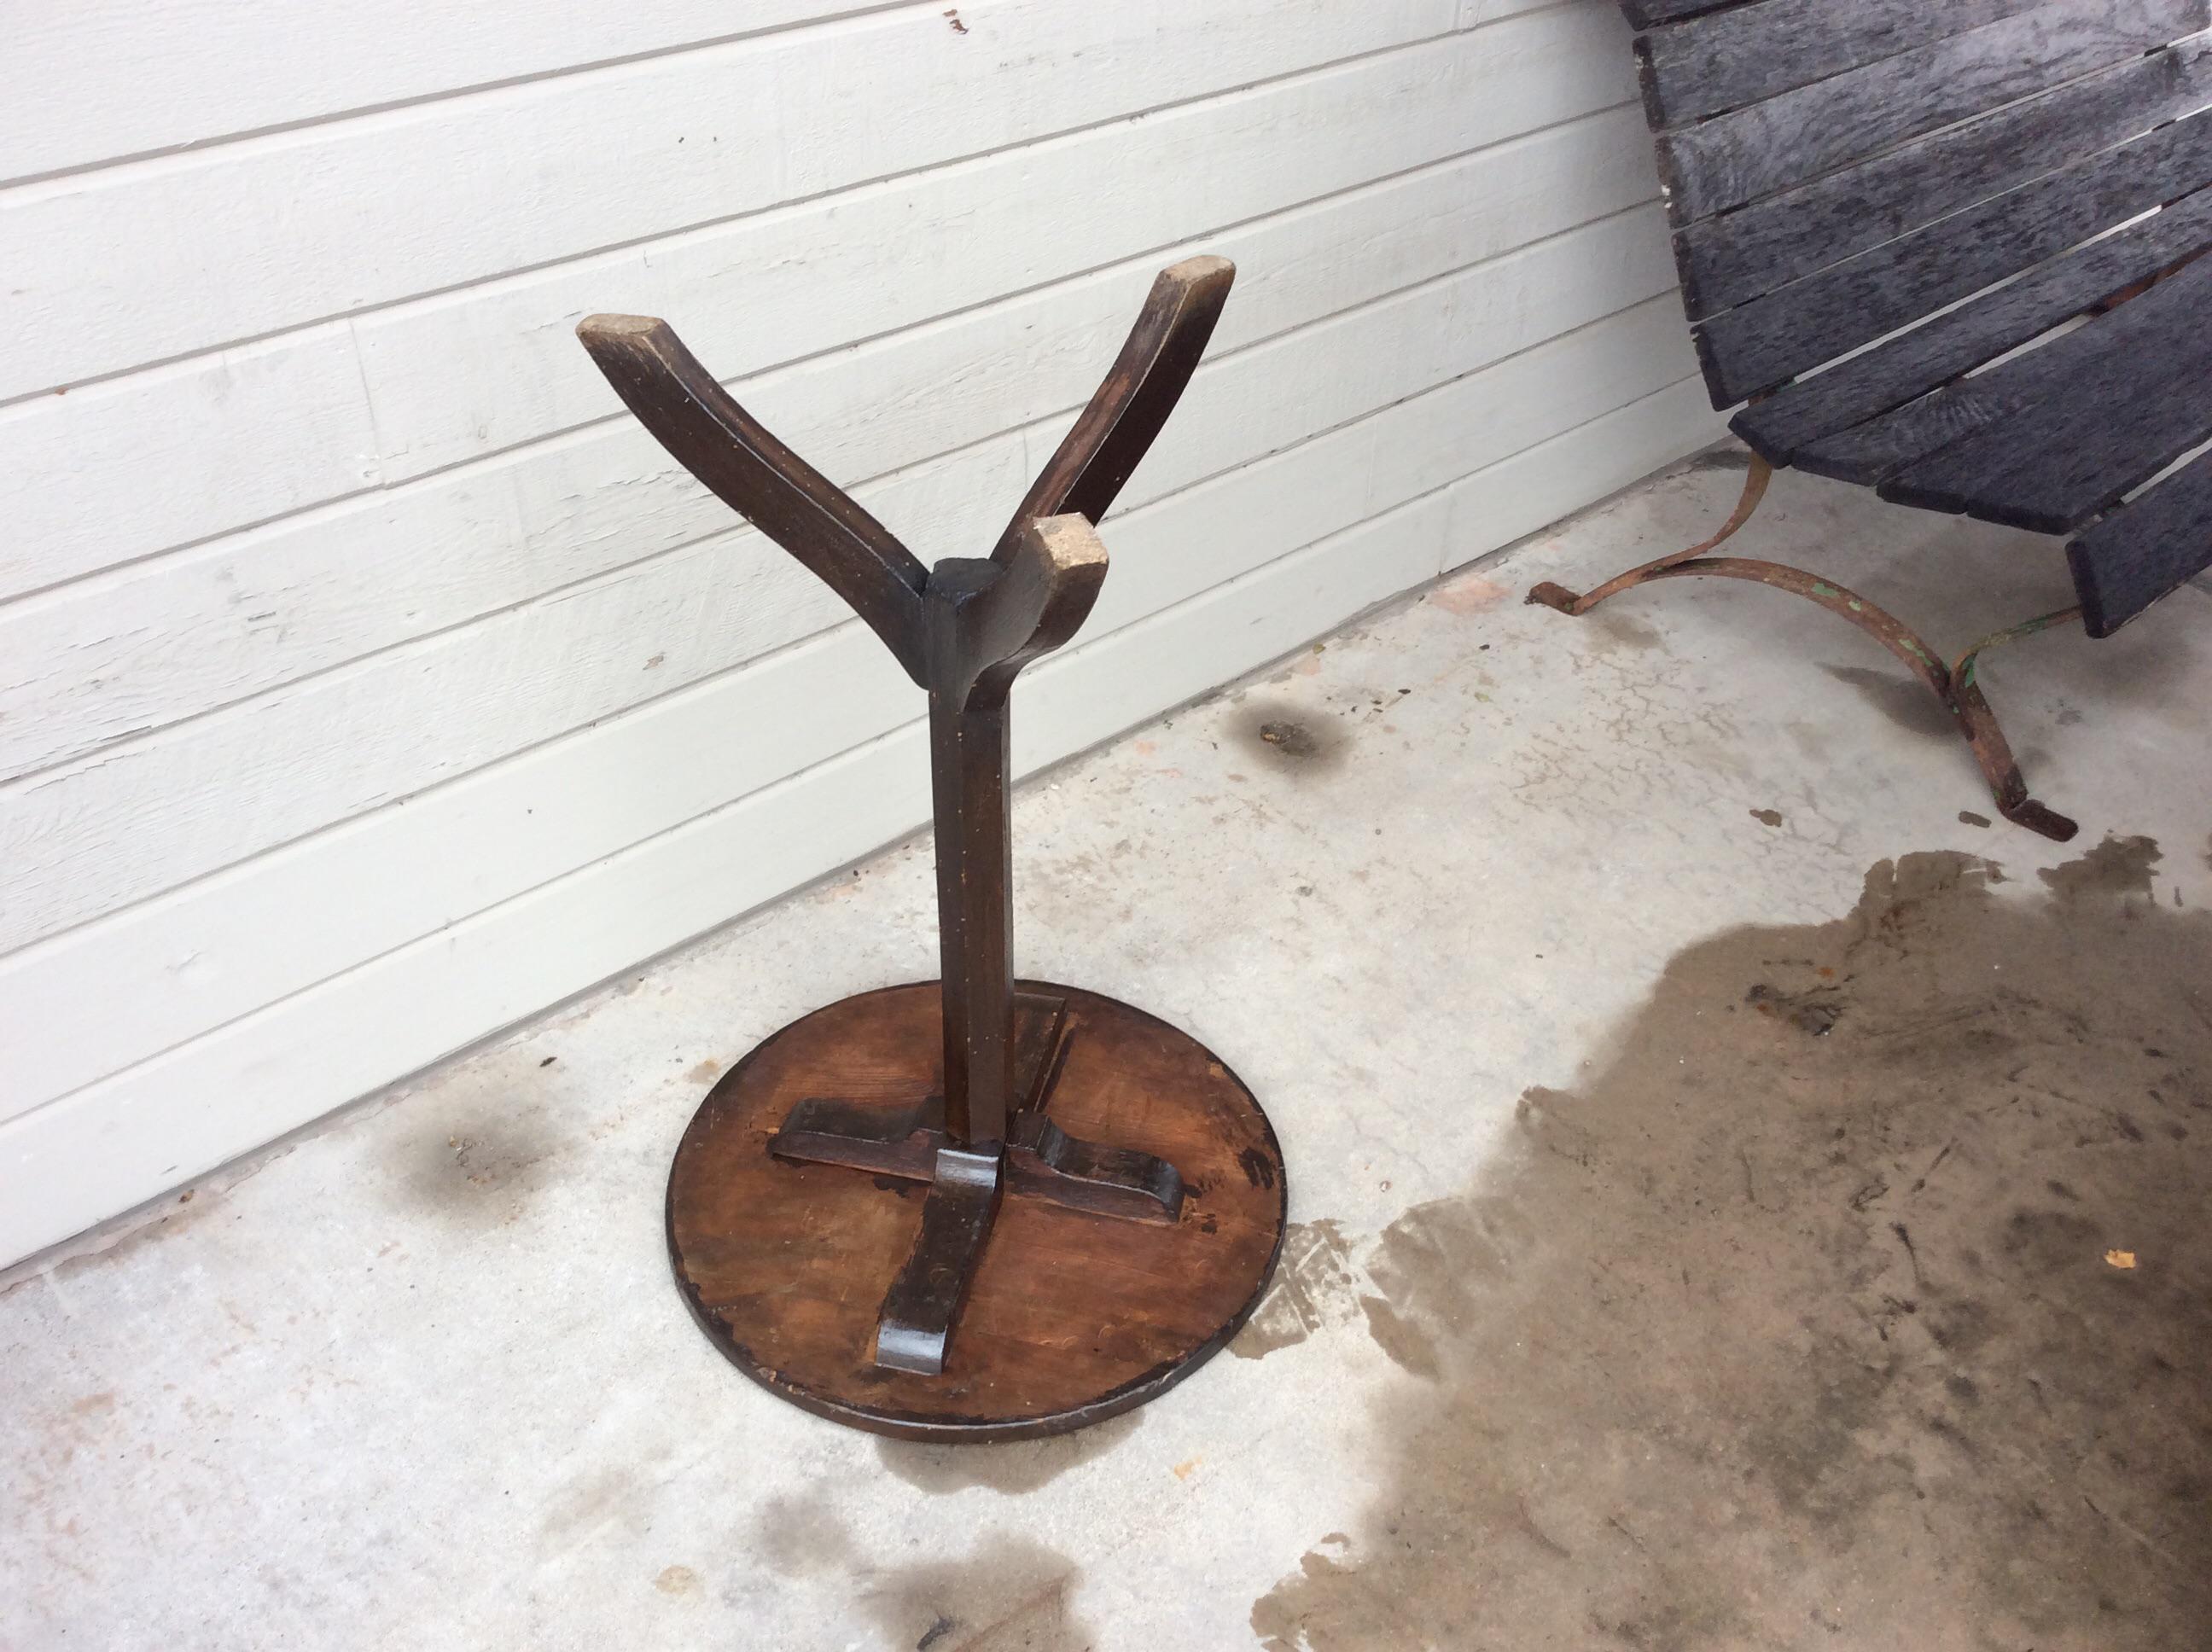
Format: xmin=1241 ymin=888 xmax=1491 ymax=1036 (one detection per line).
xmin=874 ymin=1147 xmax=1004 ymax=1376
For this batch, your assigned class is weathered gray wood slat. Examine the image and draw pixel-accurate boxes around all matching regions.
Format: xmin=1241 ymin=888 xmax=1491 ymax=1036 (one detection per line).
xmin=1876 ymin=261 xmax=2212 ymax=531
xmin=1675 ymin=41 xmax=2212 ymax=323
xmin=1621 ymin=0 xmax=1745 ymax=31
xmin=2068 ymin=446 xmax=2212 ymax=632
xmin=1657 ymin=0 xmax=2209 ymax=224
xmin=1620 ymin=0 xmax=2212 ymax=635
xmin=1736 ymin=183 xmax=2212 ymax=462
xmin=1637 ymin=0 xmax=2048 ymax=129
xmin=1796 ymin=253 xmax=2212 ymax=488
xmin=1697 ymin=107 xmax=2212 ymax=405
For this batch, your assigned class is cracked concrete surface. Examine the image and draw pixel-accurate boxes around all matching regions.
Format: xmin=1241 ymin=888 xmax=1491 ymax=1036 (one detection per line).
xmin=4 ymin=454 xmax=2209 ymax=1649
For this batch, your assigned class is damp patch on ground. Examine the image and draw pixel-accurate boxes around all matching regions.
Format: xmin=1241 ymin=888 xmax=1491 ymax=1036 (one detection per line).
xmin=1252 ymin=839 xmax=2210 ymax=1651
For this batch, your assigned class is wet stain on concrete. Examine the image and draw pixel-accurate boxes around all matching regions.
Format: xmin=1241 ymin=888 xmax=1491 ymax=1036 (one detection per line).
xmin=1254 ymin=844 xmax=2212 ymax=1650
xmin=1749 ymin=807 xmax=1784 ymax=828
xmin=1819 ymin=663 xmax=1957 ymax=740
xmin=1231 ymin=1220 xmax=1358 ymax=1360
xmin=756 ymin=1498 xmax=1091 ymax=1649
xmin=540 ymin=1463 xmax=656 ymax=1551
xmin=686 ymin=1059 xmax=723 ymax=1085
xmin=652 ymin=1564 xmax=700 ymax=1597
xmin=1230 ymin=698 xmax=1344 ymax=774
xmin=860 ymin=1535 xmax=1089 ymax=1652
xmin=1591 ymin=611 xmax=1668 ymax=654
xmin=2037 ymin=832 xmax=2160 ymax=901
xmin=389 ymin=1102 xmax=562 ymax=1225
xmin=1247 ymin=716 xmax=1327 ymax=769
xmin=876 ymin=1410 xmax=1141 ymax=1495
xmin=754 ymin=1492 xmax=853 ymax=1578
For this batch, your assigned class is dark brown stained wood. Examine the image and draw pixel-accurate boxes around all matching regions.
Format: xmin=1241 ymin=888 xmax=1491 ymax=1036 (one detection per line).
xmin=1697 ymin=107 xmax=2212 ymax=405
xmin=991 ymin=255 xmax=1234 ymax=563
xmin=1736 ymin=183 xmax=2212 ymax=462
xmin=918 ymin=519 xmax=1109 ymax=1157
xmin=1636 ymin=0 xmax=2048 ymax=130
xmin=1796 ymin=251 xmax=2212 ymax=486
xmin=1675 ymin=42 xmax=2212 ymax=323
xmin=578 ymin=259 xmax=1266 ymax=1416
xmin=874 ymin=1145 xmax=1002 ymax=1375
xmin=1656 ymin=0 xmax=2209 ymax=225
xmin=667 ymin=981 xmax=1287 ymax=1440
xmin=2068 ymin=445 xmax=2212 ymax=633
xmin=1877 ymin=258 xmax=2212 ymax=530
xmin=573 ymin=315 xmax=931 ymax=683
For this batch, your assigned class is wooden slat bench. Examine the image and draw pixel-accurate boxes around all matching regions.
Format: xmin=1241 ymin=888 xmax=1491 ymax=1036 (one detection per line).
xmin=1531 ymin=0 xmax=2212 ymax=838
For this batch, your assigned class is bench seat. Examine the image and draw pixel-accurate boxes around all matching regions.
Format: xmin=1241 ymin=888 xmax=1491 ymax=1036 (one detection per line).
xmin=1626 ymin=0 xmax=2212 ymax=637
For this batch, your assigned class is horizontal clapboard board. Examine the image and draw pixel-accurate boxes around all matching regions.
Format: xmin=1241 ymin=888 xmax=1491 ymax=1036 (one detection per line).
xmin=1619 ymin=0 xmax=2212 ymax=631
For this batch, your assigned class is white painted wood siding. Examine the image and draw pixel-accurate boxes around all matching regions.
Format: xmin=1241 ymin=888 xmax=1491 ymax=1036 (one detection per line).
xmin=0 ymin=0 xmax=1722 ymax=1264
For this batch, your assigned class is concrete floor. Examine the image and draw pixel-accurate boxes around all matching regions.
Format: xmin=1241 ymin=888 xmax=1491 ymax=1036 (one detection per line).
xmin=6 ymin=453 xmax=2210 ymax=1651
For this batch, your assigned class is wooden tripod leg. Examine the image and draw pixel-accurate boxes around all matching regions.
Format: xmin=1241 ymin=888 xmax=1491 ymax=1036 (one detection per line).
xmin=875 ymin=1148 xmax=1004 ymax=1376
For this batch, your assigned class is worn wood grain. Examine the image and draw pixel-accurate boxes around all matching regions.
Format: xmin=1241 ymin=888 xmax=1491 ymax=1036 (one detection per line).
xmin=1636 ymin=0 xmax=2047 ymax=129
xmin=1737 ymin=186 xmax=2212 ymax=463
xmin=1621 ymin=0 xmax=1743 ymax=31
xmin=2068 ymin=445 xmax=2212 ymax=633
xmin=576 ymin=314 xmax=932 ymax=682
xmin=1697 ymin=108 xmax=2212 ymax=404
xmin=1876 ymin=256 xmax=2212 ymax=531
xmin=1675 ymin=41 xmax=2212 ymax=323
xmin=1796 ymin=253 xmax=2212 ymax=486
xmin=992 ymin=257 xmax=1236 ymax=561
xmin=667 ymin=982 xmax=1286 ymax=1438
xmin=1656 ymin=0 xmax=2208 ymax=224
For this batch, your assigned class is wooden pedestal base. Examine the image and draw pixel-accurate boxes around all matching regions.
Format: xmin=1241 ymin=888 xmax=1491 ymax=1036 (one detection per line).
xmin=667 ymin=980 xmax=1286 ymax=1440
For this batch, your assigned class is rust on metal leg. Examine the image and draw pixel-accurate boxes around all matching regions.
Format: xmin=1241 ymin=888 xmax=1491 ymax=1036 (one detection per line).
xmin=1580 ymin=556 xmax=2081 ymax=841
xmin=1947 ymin=608 xmax=2085 ymax=843
xmin=1950 ymin=606 xmax=2084 ymax=692
xmin=1520 ymin=451 xmax=2079 ymax=840
xmin=1635 ymin=557 xmax=1949 ymax=693
xmin=1527 ymin=454 xmax=1773 ymax=614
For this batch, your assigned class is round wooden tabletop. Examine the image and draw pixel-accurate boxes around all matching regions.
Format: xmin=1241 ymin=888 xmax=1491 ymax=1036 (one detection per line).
xmin=667 ymin=980 xmax=1286 ymax=1440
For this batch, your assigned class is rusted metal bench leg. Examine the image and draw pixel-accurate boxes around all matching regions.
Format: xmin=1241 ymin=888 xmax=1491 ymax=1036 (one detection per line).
xmin=1947 ymin=608 xmax=2084 ymax=843
xmin=1527 ymin=455 xmax=1772 ymax=614
xmin=1526 ymin=521 xmax=2081 ymax=841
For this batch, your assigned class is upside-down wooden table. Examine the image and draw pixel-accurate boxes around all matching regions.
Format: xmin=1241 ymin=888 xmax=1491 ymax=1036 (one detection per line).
xmin=576 ymin=256 xmax=1286 ymax=1440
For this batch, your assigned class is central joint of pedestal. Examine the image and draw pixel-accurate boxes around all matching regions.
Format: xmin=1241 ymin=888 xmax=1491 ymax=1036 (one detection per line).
xmin=769 ymin=991 xmax=1186 ymax=1375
